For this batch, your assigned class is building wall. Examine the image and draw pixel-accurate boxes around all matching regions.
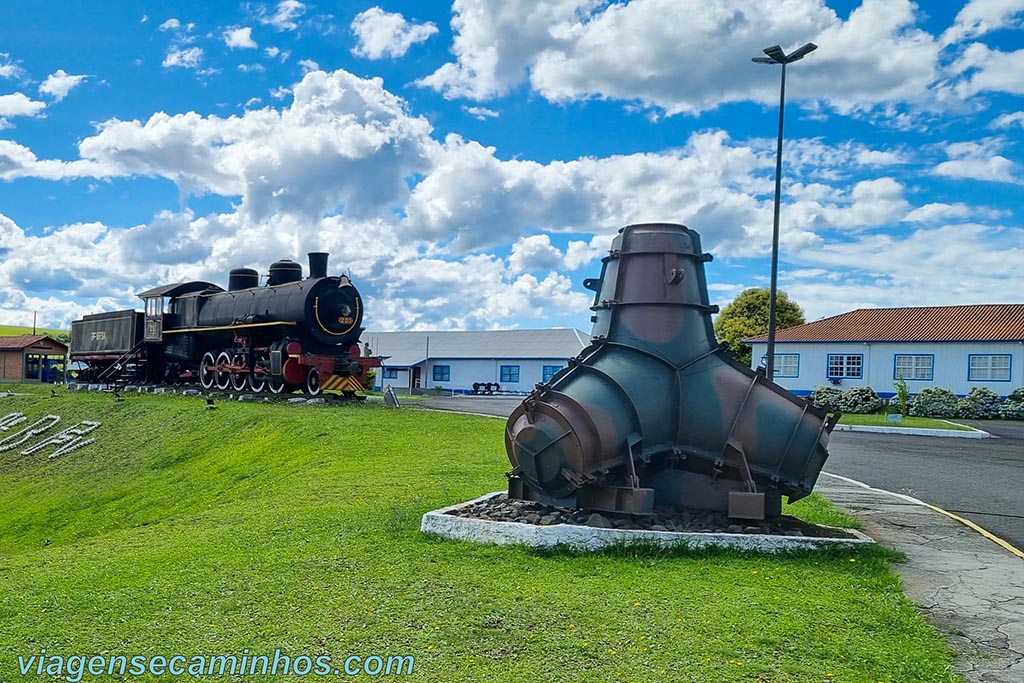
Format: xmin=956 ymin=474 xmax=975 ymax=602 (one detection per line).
xmin=748 ymin=341 xmax=1024 ymax=397
xmin=376 ymin=358 xmax=569 ymax=394
xmin=2 ymin=351 xmax=22 ymax=381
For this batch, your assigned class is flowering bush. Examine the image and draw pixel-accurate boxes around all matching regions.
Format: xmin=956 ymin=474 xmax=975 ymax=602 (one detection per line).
xmin=838 ymin=386 xmax=882 ymax=414
xmin=810 ymin=385 xmax=843 ymax=411
xmin=999 ymin=387 xmax=1024 ymax=420
xmin=956 ymin=387 xmax=1003 ymax=419
xmin=909 ymin=387 xmax=959 ymax=418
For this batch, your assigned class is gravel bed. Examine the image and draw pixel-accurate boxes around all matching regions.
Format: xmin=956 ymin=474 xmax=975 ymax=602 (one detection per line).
xmin=446 ymin=493 xmax=855 ymax=539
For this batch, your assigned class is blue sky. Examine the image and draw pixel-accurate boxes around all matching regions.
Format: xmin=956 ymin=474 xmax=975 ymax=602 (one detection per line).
xmin=1 ymin=0 xmax=1022 ymax=331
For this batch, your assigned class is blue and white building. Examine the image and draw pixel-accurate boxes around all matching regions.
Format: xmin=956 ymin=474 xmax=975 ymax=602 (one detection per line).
xmin=744 ymin=304 xmax=1024 ymax=398
xmin=363 ymin=329 xmax=589 ymax=394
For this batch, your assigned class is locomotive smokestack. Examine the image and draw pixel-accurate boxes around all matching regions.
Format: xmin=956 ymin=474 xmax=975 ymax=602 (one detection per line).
xmin=308 ymin=252 xmax=328 ymax=279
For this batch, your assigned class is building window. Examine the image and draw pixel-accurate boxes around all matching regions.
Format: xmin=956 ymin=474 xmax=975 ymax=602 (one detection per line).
xmin=969 ymin=355 xmax=1011 ymax=381
xmin=827 ymin=354 xmax=863 ymax=379
xmin=542 ymin=365 xmax=562 ymax=383
xmin=772 ymin=354 xmax=799 ymax=378
xmin=894 ymin=354 xmax=933 ymax=380
xmin=500 ymin=365 xmax=520 ymax=383
xmin=382 ymin=368 xmax=398 ymax=380
xmin=432 ymin=365 xmax=451 ymax=382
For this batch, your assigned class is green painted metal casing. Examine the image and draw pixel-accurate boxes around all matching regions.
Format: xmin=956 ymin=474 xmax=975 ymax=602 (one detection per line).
xmin=505 ymin=223 xmax=838 ymax=516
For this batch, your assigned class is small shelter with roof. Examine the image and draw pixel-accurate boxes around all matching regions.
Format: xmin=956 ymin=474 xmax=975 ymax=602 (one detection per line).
xmin=744 ymin=304 xmax=1024 ymax=397
xmin=362 ymin=329 xmax=589 ymax=394
xmin=0 ymin=335 xmax=68 ymax=383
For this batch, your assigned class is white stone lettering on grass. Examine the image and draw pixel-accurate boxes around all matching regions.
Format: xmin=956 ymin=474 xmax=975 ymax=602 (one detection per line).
xmin=0 ymin=412 xmax=27 ymax=431
xmin=21 ymin=421 xmax=101 ymax=457
xmin=0 ymin=415 xmax=61 ymax=452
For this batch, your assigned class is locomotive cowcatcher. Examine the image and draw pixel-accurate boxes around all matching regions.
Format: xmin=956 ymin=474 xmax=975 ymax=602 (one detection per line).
xmin=70 ymin=252 xmax=379 ymax=396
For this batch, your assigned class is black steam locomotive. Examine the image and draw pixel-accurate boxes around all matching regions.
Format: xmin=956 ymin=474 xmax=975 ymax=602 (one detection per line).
xmin=70 ymin=252 xmax=379 ymax=395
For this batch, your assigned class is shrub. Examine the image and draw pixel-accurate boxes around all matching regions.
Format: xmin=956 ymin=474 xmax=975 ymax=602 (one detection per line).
xmin=956 ymin=387 xmax=1003 ymax=419
xmin=894 ymin=376 xmax=910 ymax=416
xmin=810 ymin=385 xmax=843 ymax=410
xmin=838 ymin=386 xmax=882 ymax=414
xmin=909 ymin=387 xmax=959 ymax=418
xmin=999 ymin=387 xmax=1024 ymax=420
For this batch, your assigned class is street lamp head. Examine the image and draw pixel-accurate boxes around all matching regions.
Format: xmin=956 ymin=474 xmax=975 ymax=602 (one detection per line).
xmin=786 ymin=42 xmax=818 ymax=62
xmin=755 ymin=42 xmax=818 ymax=65
xmin=763 ymin=45 xmax=786 ymax=63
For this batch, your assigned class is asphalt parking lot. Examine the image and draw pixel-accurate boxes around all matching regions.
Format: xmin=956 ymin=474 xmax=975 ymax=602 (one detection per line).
xmin=423 ymin=395 xmax=1023 ymax=549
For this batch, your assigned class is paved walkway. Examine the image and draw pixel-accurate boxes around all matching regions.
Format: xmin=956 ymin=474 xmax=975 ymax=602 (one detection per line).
xmin=818 ymin=474 xmax=1024 ymax=683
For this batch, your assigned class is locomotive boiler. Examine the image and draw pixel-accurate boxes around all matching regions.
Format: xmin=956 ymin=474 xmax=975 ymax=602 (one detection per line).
xmin=70 ymin=252 xmax=378 ymax=396
xmin=504 ymin=224 xmax=838 ymax=520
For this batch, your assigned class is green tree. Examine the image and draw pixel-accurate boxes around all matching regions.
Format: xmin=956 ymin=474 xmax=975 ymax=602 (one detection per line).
xmin=714 ymin=288 xmax=805 ymax=367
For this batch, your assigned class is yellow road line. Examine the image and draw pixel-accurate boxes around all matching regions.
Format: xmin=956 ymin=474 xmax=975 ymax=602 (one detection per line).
xmin=924 ymin=504 xmax=1024 ymax=561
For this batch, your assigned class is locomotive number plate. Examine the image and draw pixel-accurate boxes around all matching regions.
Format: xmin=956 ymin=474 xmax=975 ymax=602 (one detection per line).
xmin=338 ymin=316 xmax=354 ymax=324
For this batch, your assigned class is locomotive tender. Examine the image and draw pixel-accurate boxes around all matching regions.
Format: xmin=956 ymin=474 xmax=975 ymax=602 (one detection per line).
xmin=70 ymin=252 xmax=379 ymax=396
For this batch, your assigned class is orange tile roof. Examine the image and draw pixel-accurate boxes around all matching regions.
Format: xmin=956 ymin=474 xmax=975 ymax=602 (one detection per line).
xmin=745 ymin=304 xmax=1024 ymax=343
xmin=0 ymin=335 xmax=67 ymax=350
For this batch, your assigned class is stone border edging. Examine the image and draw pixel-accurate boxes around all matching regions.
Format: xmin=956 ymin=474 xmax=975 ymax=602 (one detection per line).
xmin=833 ymin=422 xmax=990 ymax=439
xmin=421 ymin=492 xmax=875 ymax=552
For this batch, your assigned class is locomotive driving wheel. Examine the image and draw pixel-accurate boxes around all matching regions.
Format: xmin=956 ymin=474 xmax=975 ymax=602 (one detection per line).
xmin=199 ymin=352 xmax=216 ymax=390
xmin=306 ymin=367 xmax=321 ymax=396
xmin=268 ymin=377 xmax=286 ymax=394
xmin=249 ymin=369 xmax=267 ymax=393
xmin=215 ymin=352 xmax=232 ymax=390
xmin=230 ymin=354 xmax=248 ymax=391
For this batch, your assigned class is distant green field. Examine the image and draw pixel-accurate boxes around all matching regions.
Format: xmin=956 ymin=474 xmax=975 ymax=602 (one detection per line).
xmin=0 ymin=323 xmax=68 ymax=338
xmin=0 ymin=386 xmax=959 ymax=682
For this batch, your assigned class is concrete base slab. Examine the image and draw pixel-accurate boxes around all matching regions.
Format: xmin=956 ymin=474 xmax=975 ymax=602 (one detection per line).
xmin=833 ymin=423 xmax=990 ymax=438
xmin=422 ymin=492 xmax=875 ymax=553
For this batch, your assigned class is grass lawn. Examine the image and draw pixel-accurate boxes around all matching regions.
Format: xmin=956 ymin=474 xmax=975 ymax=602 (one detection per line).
xmin=838 ymin=413 xmax=975 ymax=431
xmin=0 ymin=386 xmax=959 ymax=682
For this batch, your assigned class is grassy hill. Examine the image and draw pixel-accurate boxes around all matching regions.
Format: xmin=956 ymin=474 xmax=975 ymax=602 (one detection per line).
xmin=0 ymin=386 xmax=958 ymax=682
xmin=0 ymin=323 xmax=68 ymax=338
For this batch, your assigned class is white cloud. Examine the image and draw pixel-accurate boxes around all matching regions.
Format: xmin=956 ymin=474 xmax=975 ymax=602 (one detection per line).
xmin=77 ymin=69 xmax=435 ymax=220
xmin=224 ymin=26 xmax=257 ymax=49
xmin=933 ymin=139 xmax=1020 ymax=183
xmin=950 ymin=43 xmax=1024 ymax=97
xmin=0 ymin=53 xmax=24 ymax=79
xmin=781 ymin=224 xmax=1024 ymax=320
xmin=350 ymin=7 xmax=438 ymax=59
xmin=420 ymin=0 xmax=941 ymax=116
xmin=159 ymin=18 xmax=181 ymax=31
xmin=903 ymin=202 xmax=973 ymax=223
xmin=463 ymin=105 xmax=499 ymax=120
xmin=991 ymin=111 xmax=1024 ymax=128
xmin=298 ymin=59 xmax=319 ymax=73
xmin=238 ymin=63 xmax=266 ymax=73
xmin=942 ymin=0 xmax=1024 ymax=44
xmin=509 ymin=234 xmax=564 ymax=273
xmin=0 ymin=92 xmax=47 ymax=118
xmin=0 ymin=139 xmax=113 ymax=181
xmin=259 ymin=1 xmax=306 ymax=32
xmin=162 ymin=46 xmax=204 ymax=69
xmin=265 ymin=46 xmax=281 ymax=58
xmin=39 ymin=69 xmax=88 ymax=101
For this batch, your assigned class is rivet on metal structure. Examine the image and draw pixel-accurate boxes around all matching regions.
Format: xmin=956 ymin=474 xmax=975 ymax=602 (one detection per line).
xmin=505 ymin=223 xmax=840 ymax=520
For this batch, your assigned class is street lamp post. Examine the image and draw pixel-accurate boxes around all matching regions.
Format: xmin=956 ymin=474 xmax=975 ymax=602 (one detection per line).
xmin=752 ymin=42 xmax=816 ymax=380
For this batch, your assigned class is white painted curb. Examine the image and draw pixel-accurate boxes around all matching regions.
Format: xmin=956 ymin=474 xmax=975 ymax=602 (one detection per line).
xmin=833 ymin=422 xmax=990 ymax=438
xmin=421 ymin=492 xmax=875 ymax=553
